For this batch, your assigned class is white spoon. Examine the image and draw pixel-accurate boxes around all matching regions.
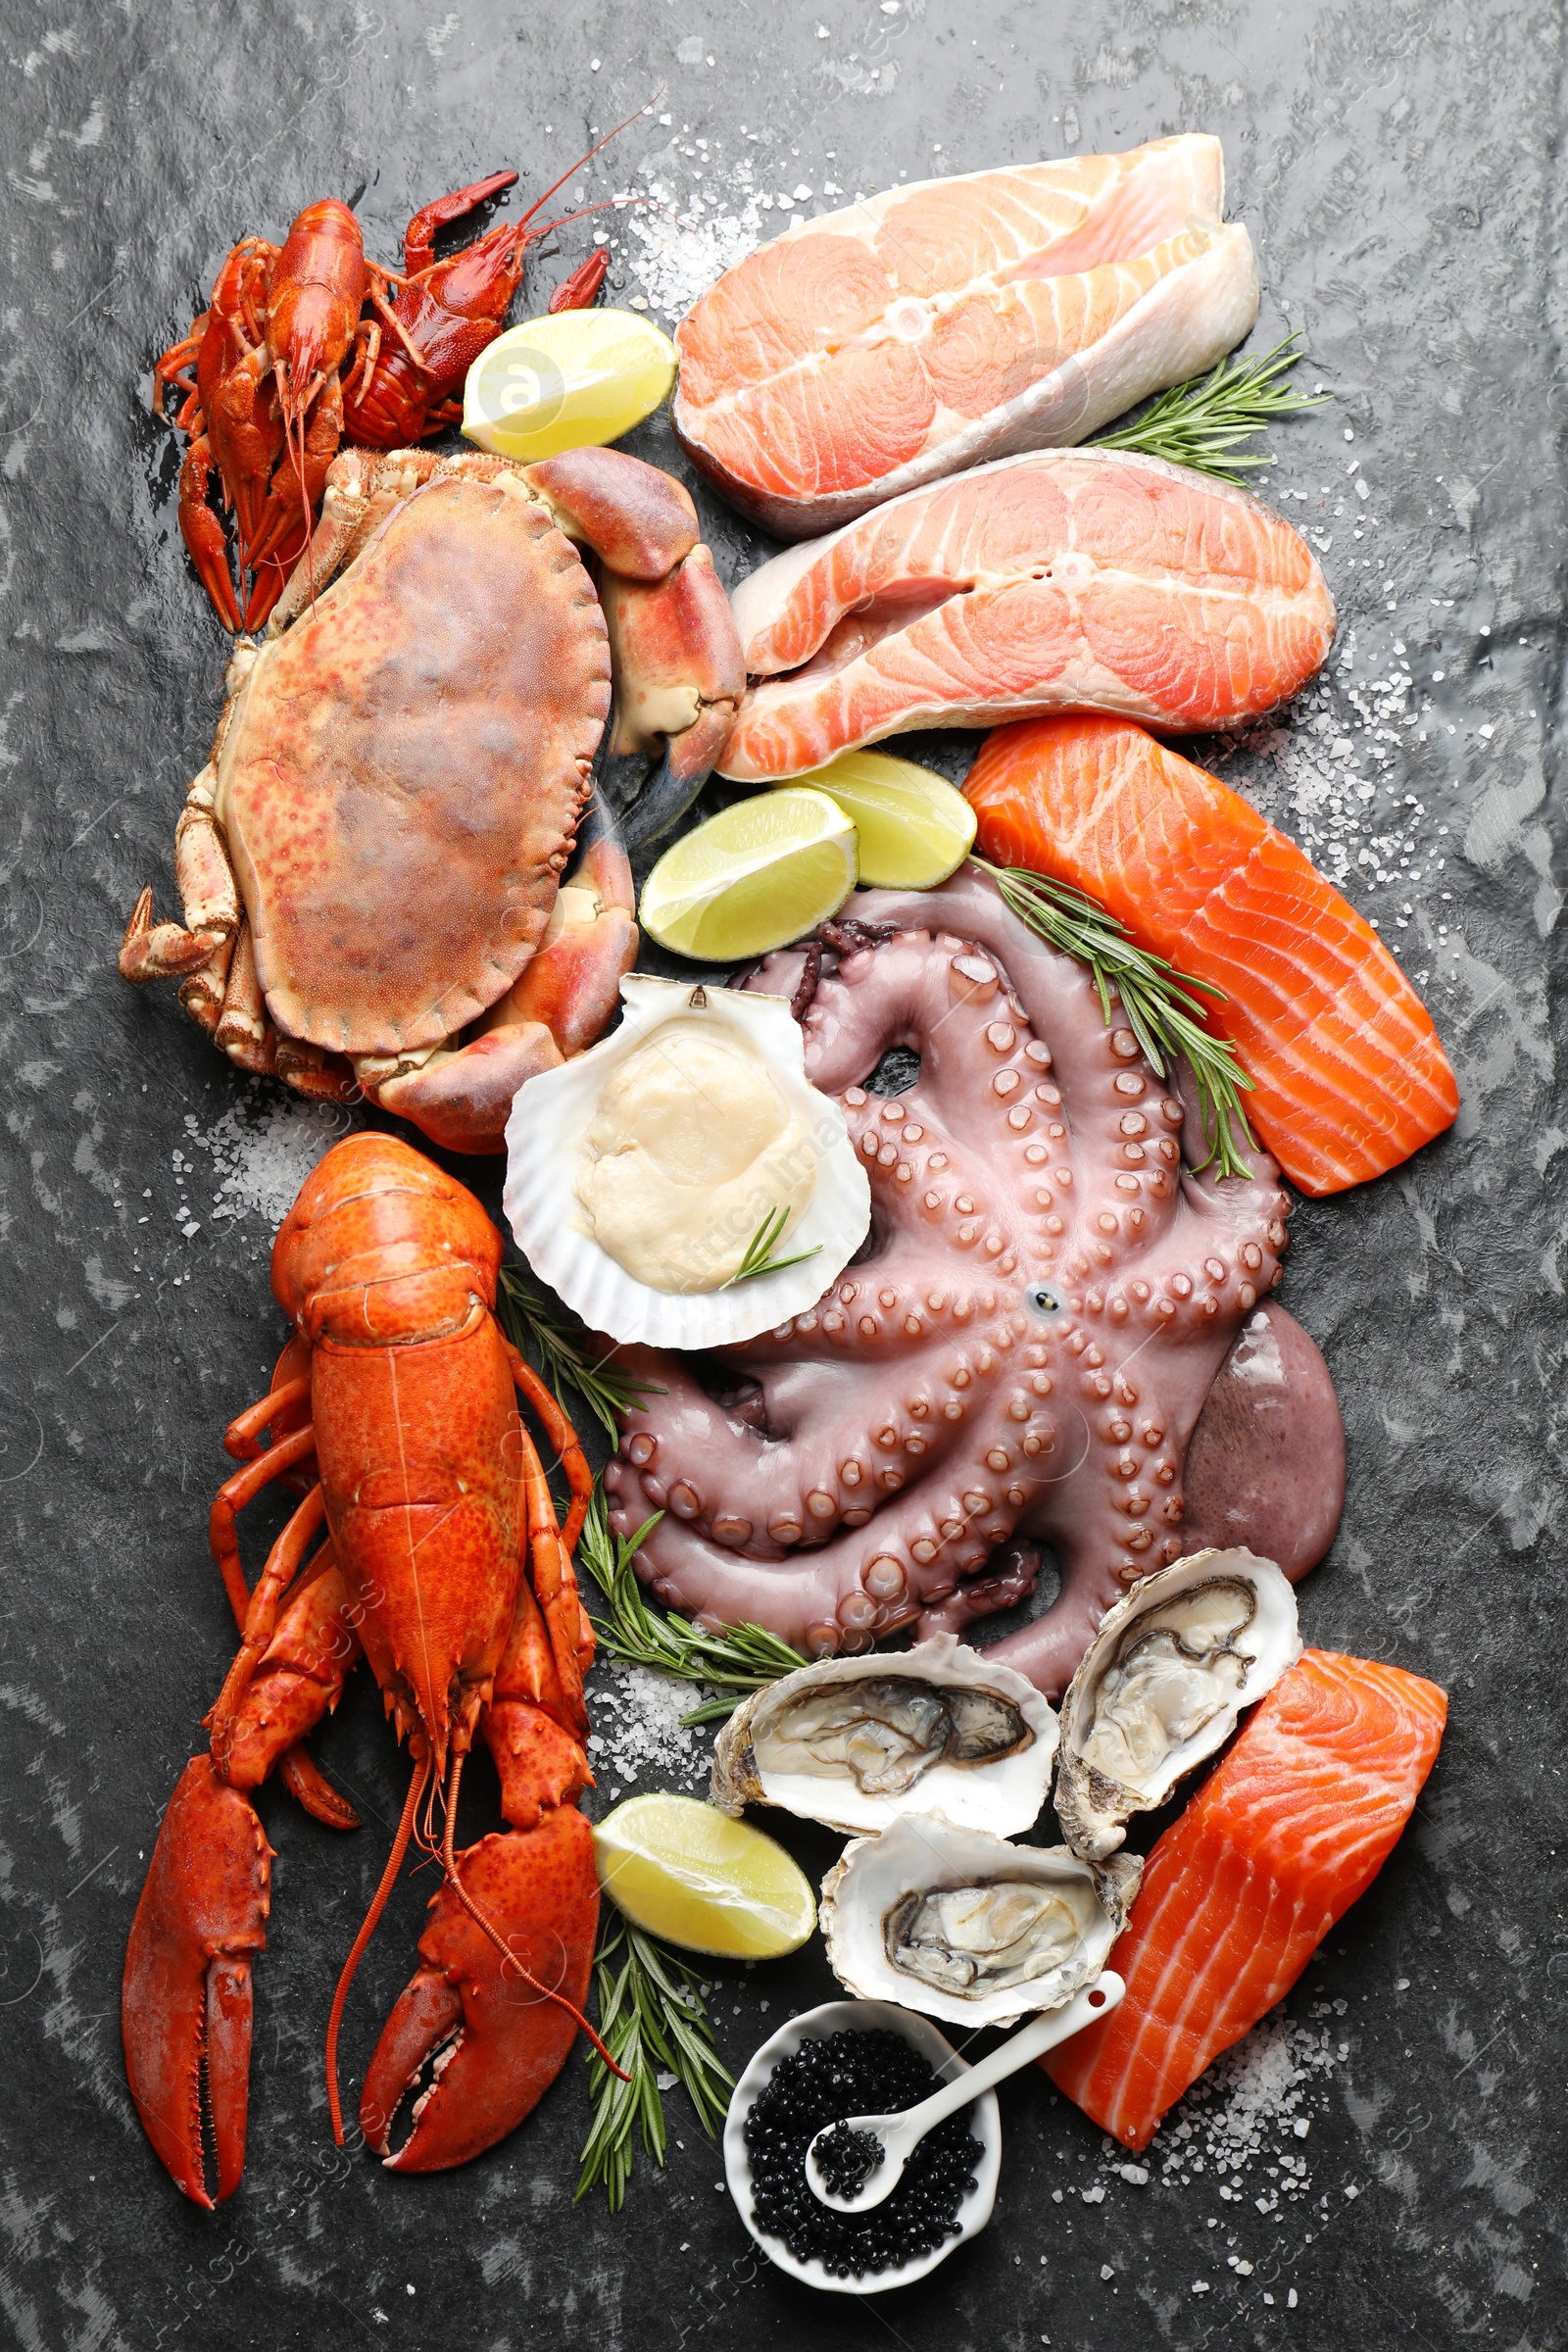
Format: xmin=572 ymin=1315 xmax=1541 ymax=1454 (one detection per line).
xmin=804 ymin=1971 xmax=1124 ymax=2214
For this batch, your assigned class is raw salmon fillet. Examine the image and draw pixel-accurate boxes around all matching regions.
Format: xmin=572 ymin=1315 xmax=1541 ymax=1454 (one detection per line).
xmin=674 ymin=136 xmax=1258 ymax=537
xmin=1046 ymin=1649 xmax=1446 ymax=2150
xmin=965 ymin=715 xmax=1458 ymax=1194
xmin=718 ymin=452 xmax=1334 ymax=780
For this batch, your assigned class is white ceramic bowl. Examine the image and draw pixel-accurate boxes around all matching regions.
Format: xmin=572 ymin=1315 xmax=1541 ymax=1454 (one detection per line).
xmin=722 ymin=1997 xmax=1002 ymax=2295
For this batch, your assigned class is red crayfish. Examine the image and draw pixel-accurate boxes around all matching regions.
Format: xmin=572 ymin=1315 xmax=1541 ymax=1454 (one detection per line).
xmin=154 ymin=149 xmax=618 ymax=631
xmin=122 ymin=1133 xmax=619 ymax=2202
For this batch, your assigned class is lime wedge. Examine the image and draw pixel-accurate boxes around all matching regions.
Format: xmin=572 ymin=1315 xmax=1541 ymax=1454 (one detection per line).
xmin=639 ymin=789 xmax=858 ymax=961
xmin=784 ymin=750 xmax=976 ymax=888
xmin=462 ymin=309 xmax=678 ymax=462
xmin=594 ymin=1792 xmax=816 ymax=1958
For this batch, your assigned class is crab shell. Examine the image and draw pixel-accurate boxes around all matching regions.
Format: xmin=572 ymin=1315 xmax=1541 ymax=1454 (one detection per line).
xmin=820 ymin=1814 xmax=1135 ymax=2029
xmin=1054 ymin=1545 xmax=1302 ymax=1862
xmin=216 ymin=470 xmax=612 ymax=1058
xmin=710 ymin=1633 xmax=1058 ymax=1837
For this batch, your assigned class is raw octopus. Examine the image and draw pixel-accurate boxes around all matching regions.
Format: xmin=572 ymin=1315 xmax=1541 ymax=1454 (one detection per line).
xmin=604 ymin=868 xmax=1345 ymax=1699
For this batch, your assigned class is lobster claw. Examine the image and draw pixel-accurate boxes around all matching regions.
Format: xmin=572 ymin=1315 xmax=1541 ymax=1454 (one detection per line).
xmin=122 ymin=1758 xmax=271 ymax=2207
xmin=360 ymin=1809 xmax=598 ymax=2173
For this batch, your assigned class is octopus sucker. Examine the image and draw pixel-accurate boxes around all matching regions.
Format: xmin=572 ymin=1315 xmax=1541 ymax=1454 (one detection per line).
xmin=608 ymin=869 xmax=1345 ymax=1701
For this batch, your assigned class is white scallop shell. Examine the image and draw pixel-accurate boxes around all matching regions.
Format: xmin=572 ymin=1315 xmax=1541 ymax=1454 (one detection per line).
xmin=1054 ymin=1545 xmax=1302 ymax=1862
xmin=820 ymin=1814 xmax=1127 ymax=2029
xmin=502 ymin=975 xmax=870 ymax=1348
xmin=710 ymin=1635 xmax=1058 ymax=1838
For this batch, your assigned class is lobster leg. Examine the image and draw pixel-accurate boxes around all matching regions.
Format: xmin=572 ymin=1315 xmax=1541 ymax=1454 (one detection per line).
xmin=123 ymin=1550 xmax=362 ymax=2205
xmin=208 ymin=1483 xmax=328 ymax=1776
xmin=501 ymin=1341 xmax=593 ymax=1557
xmin=207 ymin=1383 xmax=357 ymax=1830
xmin=208 ymin=1415 xmax=317 ymax=1622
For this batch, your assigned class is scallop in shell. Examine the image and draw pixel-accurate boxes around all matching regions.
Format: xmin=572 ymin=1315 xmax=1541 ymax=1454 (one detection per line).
xmin=1054 ymin=1546 xmax=1301 ymax=1863
xmin=503 ymin=975 xmax=869 ymax=1348
xmin=820 ymin=1815 xmax=1134 ymax=2028
xmin=710 ymin=1635 xmax=1058 ymax=1838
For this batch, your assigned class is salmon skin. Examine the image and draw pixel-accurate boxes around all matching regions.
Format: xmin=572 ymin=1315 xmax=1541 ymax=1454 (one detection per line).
xmin=1045 ymin=1649 xmax=1446 ymax=2151
xmin=673 ymin=136 xmax=1258 ymax=538
xmin=718 ymin=452 xmax=1334 ymax=780
xmin=966 ymin=715 xmax=1458 ymax=1195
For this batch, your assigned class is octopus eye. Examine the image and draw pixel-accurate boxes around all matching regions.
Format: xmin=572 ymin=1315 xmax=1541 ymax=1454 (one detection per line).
xmin=1030 ymin=1285 xmax=1062 ymax=1315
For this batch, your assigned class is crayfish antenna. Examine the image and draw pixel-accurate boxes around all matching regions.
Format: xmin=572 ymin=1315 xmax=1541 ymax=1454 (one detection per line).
xmin=513 ymin=88 xmax=666 ymax=235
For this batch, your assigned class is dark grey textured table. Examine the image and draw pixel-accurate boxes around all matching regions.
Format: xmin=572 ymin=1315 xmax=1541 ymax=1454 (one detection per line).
xmin=2 ymin=3 xmax=1562 ymax=2346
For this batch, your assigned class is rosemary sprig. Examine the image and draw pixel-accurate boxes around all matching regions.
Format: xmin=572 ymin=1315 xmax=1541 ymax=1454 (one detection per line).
xmin=970 ymin=858 xmax=1256 ymax=1180
xmin=1090 ymin=333 xmax=1328 ymax=483
xmin=579 ymin=1493 xmax=807 ymax=1726
xmin=723 ymin=1205 xmax=821 ymax=1287
xmin=495 ymin=1263 xmax=663 ymax=1443
xmin=576 ymin=1916 xmax=734 ymax=2210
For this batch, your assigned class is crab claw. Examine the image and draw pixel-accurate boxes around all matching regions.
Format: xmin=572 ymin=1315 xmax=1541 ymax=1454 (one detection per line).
xmin=361 ymin=1809 xmax=598 ymax=2173
xmin=602 ymin=544 xmax=745 ymax=821
xmin=122 ymin=1757 xmax=271 ymax=2207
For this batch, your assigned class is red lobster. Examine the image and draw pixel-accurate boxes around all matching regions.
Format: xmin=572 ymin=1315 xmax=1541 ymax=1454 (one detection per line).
xmin=155 ymin=154 xmax=616 ymax=632
xmin=122 ymin=1134 xmax=616 ymax=2202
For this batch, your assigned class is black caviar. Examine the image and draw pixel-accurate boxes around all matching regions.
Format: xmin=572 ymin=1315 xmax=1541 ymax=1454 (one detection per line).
xmin=745 ymin=2030 xmax=980 ymax=2278
xmin=813 ymin=2122 xmax=885 ymax=2197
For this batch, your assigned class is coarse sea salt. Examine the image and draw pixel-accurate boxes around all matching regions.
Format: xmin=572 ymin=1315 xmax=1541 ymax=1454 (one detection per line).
xmin=184 ymin=1092 xmax=351 ymax=1231
xmin=586 ymin=1661 xmax=709 ymax=1797
xmin=1087 ymin=2011 xmax=1340 ymax=2213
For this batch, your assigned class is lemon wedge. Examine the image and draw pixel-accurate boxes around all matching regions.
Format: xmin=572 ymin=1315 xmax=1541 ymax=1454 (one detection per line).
xmin=639 ymin=789 xmax=858 ymax=961
xmin=462 ymin=309 xmax=678 ymax=462
xmin=593 ymin=1793 xmax=816 ymax=1958
xmin=782 ymin=750 xmax=977 ymax=888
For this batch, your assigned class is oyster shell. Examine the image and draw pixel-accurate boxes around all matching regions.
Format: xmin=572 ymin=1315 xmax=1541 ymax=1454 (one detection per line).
xmin=502 ymin=975 xmax=869 ymax=1349
xmin=820 ymin=1815 xmax=1132 ymax=2028
xmin=1054 ymin=1546 xmax=1301 ymax=1862
xmin=710 ymin=1635 xmax=1058 ymax=1837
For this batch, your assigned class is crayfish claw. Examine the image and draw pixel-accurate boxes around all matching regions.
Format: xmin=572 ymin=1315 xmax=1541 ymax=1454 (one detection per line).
xmin=122 ymin=1758 xmax=270 ymax=2206
xmin=360 ymin=1813 xmax=598 ymax=2173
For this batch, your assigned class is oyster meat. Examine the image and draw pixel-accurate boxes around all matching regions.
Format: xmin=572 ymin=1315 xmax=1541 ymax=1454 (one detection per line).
xmin=710 ymin=1635 xmax=1057 ymax=1836
xmin=1055 ymin=1546 xmax=1301 ymax=1862
xmin=821 ymin=1815 xmax=1132 ymax=2028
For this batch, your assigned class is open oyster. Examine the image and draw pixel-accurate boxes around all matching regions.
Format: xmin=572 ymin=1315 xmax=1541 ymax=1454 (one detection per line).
xmin=710 ymin=1635 xmax=1058 ymax=1837
xmin=820 ymin=1815 xmax=1134 ymax=2028
xmin=503 ymin=975 xmax=869 ymax=1348
xmin=1054 ymin=1546 xmax=1301 ymax=1862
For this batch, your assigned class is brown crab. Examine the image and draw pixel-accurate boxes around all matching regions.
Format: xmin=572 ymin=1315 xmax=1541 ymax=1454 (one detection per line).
xmin=120 ymin=444 xmax=745 ymax=1152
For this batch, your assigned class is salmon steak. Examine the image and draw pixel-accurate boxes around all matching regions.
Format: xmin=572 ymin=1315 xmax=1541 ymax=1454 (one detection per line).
xmin=673 ymin=136 xmax=1258 ymax=538
xmin=718 ymin=451 xmax=1335 ymax=780
xmin=966 ymin=715 xmax=1459 ymax=1194
xmin=1045 ymin=1649 xmax=1447 ymax=2150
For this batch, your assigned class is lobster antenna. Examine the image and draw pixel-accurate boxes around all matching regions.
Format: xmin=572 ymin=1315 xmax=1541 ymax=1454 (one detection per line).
xmin=324 ymin=1752 xmax=430 ymax=2146
xmin=438 ymin=1750 xmax=629 ymax=2080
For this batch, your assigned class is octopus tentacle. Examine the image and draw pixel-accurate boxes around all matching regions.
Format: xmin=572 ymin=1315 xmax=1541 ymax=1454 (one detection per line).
xmin=607 ymin=870 xmax=1301 ymax=1697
